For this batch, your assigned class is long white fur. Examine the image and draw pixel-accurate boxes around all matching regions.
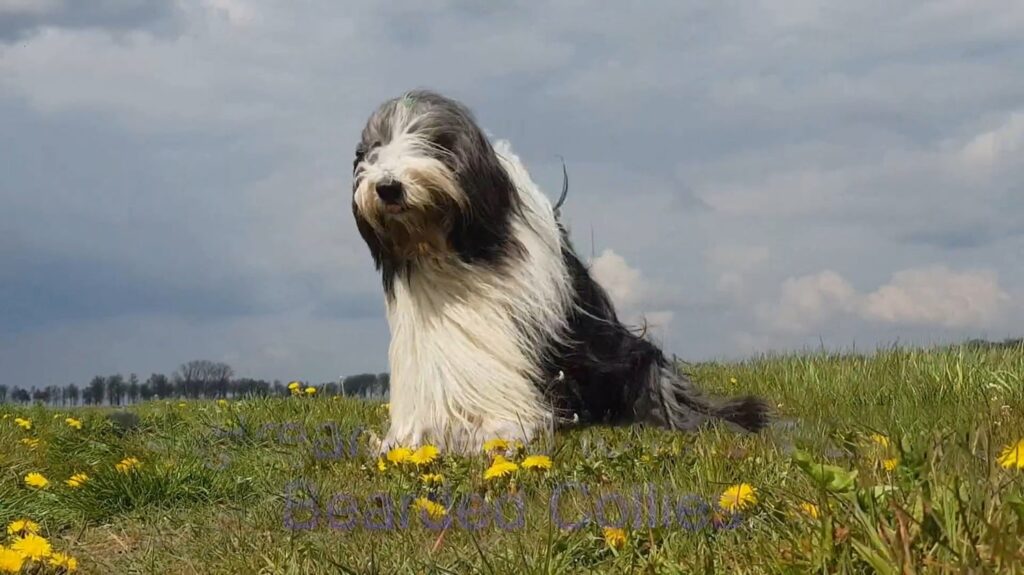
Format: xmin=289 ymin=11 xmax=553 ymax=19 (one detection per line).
xmin=378 ymin=139 xmax=575 ymax=453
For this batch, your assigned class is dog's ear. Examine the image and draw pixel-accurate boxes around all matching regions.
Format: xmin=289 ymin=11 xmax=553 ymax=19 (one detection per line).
xmin=448 ymin=129 xmax=521 ymax=265
xmin=353 ymin=201 xmax=399 ymax=297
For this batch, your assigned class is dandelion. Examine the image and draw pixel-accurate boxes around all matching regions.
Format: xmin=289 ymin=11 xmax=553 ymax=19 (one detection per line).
xmin=483 ymin=455 xmax=518 ymax=480
xmin=882 ymin=458 xmax=899 ymax=471
xmin=14 ymin=417 xmax=31 ymax=431
xmin=869 ymin=434 xmax=890 ymax=448
xmin=386 ymin=447 xmax=413 ymax=465
xmin=729 ymin=377 xmax=738 ymax=384
xmin=304 ymin=386 xmax=316 ymax=396
xmin=177 ymin=402 xmax=186 ymax=408
xmin=65 ymin=472 xmax=89 ymax=488
xmin=7 ymin=519 xmax=39 ymax=536
xmin=376 ymin=458 xmax=387 ymax=472
xmin=603 ymin=526 xmax=626 ymax=550
xmin=217 ymin=399 xmax=228 ymax=407
xmin=11 ymin=533 xmax=52 ymax=561
xmin=409 ymin=445 xmax=439 ymax=466
xmin=65 ymin=417 xmax=83 ymax=430
xmin=412 ymin=497 xmax=447 ymax=520
xmin=115 ymin=457 xmax=141 ymax=474
xmin=719 ymin=483 xmax=758 ymax=513
xmin=288 ymin=381 xmax=302 ymax=396
xmin=24 ymin=472 xmax=49 ymax=489
xmin=421 ymin=473 xmax=444 ymax=485
xmin=0 ymin=547 xmax=24 ymax=573
xmin=20 ymin=437 xmax=39 ymax=450
xmin=799 ymin=502 xmax=820 ymax=519
xmin=48 ymin=552 xmax=78 ymax=572
xmin=521 ymin=455 xmax=553 ymax=470
xmin=997 ymin=438 xmax=1024 ymax=470
xmin=483 ymin=438 xmax=509 ymax=453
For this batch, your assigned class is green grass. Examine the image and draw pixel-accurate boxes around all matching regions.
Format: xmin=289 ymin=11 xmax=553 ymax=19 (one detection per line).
xmin=2 ymin=344 xmax=1023 ymax=574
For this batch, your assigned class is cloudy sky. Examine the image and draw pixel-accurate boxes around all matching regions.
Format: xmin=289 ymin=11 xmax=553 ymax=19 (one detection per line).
xmin=2 ymin=0 xmax=1022 ymax=387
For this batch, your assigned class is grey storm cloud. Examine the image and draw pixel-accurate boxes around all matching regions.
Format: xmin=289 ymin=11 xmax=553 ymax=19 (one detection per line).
xmin=0 ymin=0 xmax=1021 ymax=386
xmin=0 ymin=0 xmax=185 ymax=43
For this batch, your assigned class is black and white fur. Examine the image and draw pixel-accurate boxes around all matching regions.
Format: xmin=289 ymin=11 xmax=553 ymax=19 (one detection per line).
xmin=351 ymin=90 xmax=770 ymax=454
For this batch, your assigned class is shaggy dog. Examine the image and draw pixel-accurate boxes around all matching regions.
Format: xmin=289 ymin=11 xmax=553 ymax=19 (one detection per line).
xmin=350 ymin=90 xmax=770 ymax=454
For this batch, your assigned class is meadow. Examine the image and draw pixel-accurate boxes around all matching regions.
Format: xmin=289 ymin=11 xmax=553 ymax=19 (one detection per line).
xmin=1 ymin=343 xmax=1022 ymax=574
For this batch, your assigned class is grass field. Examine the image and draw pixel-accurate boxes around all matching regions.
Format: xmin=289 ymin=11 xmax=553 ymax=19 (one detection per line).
xmin=2 ymin=344 xmax=1023 ymax=574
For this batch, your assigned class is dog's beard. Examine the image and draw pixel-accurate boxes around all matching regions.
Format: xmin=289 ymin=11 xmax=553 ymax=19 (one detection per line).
xmin=374 ymin=203 xmax=453 ymax=260
xmin=354 ymin=155 xmax=467 ymax=261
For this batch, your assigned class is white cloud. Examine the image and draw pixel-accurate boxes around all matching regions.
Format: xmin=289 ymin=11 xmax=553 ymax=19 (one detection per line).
xmin=589 ymin=249 xmax=643 ymax=308
xmin=757 ymin=270 xmax=858 ymax=334
xmin=589 ymin=249 xmax=676 ymax=330
xmin=759 ymin=265 xmax=1012 ymax=334
xmin=861 ymin=266 xmax=1011 ymax=328
xmin=959 ymin=112 xmax=1024 ymax=174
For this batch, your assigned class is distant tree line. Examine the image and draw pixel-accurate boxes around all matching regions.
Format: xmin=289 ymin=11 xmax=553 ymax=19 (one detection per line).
xmin=0 ymin=359 xmax=390 ymax=407
xmin=962 ymin=337 xmax=1024 ymax=350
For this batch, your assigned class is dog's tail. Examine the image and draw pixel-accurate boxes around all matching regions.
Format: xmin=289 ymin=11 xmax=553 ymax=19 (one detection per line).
xmin=633 ymin=362 xmax=771 ymax=433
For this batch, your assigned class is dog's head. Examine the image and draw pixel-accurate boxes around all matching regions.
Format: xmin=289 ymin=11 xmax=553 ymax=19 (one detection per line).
xmin=351 ymin=90 xmax=520 ymax=277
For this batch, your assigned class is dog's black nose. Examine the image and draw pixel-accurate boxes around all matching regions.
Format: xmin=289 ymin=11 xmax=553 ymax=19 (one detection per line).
xmin=375 ymin=179 xmax=404 ymax=204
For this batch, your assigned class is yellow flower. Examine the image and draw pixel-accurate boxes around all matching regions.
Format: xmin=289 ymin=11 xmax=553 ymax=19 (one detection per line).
xmin=420 ymin=473 xmax=444 ymax=485
xmin=729 ymin=377 xmax=738 ymax=384
xmin=719 ymin=483 xmax=758 ymax=513
xmin=7 ymin=519 xmax=39 ymax=536
xmin=20 ymin=437 xmax=40 ymax=450
xmin=115 ymin=457 xmax=142 ymax=473
xmin=217 ymin=399 xmax=228 ymax=407
xmin=304 ymin=386 xmax=316 ymax=396
xmin=869 ymin=433 xmax=890 ymax=448
xmin=14 ymin=417 xmax=32 ymax=431
xmin=177 ymin=402 xmax=186 ymax=408
xmin=48 ymin=552 xmax=78 ymax=572
xmin=0 ymin=547 xmax=24 ymax=573
xmin=288 ymin=381 xmax=301 ymax=390
xmin=65 ymin=417 xmax=83 ymax=430
xmin=11 ymin=533 xmax=52 ymax=560
xmin=409 ymin=445 xmax=440 ymax=466
xmin=521 ymin=455 xmax=553 ymax=470
xmin=483 ymin=455 xmax=518 ymax=480
xmin=799 ymin=502 xmax=820 ymax=519
xmin=997 ymin=438 xmax=1024 ymax=470
xmin=386 ymin=447 xmax=413 ymax=465
xmin=483 ymin=438 xmax=509 ymax=453
xmin=882 ymin=458 xmax=899 ymax=471
xmin=24 ymin=472 xmax=49 ymax=489
xmin=603 ymin=526 xmax=626 ymax=550
xmin=379 ymin=403 xmax=390 ymax=413
xmin=376 ymin=458 xmax=387 ymax=472
xmin=412 ymin=497 xmax=447 ymax=520
xmin=65 ymin=472 xmax=89 ymax=488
